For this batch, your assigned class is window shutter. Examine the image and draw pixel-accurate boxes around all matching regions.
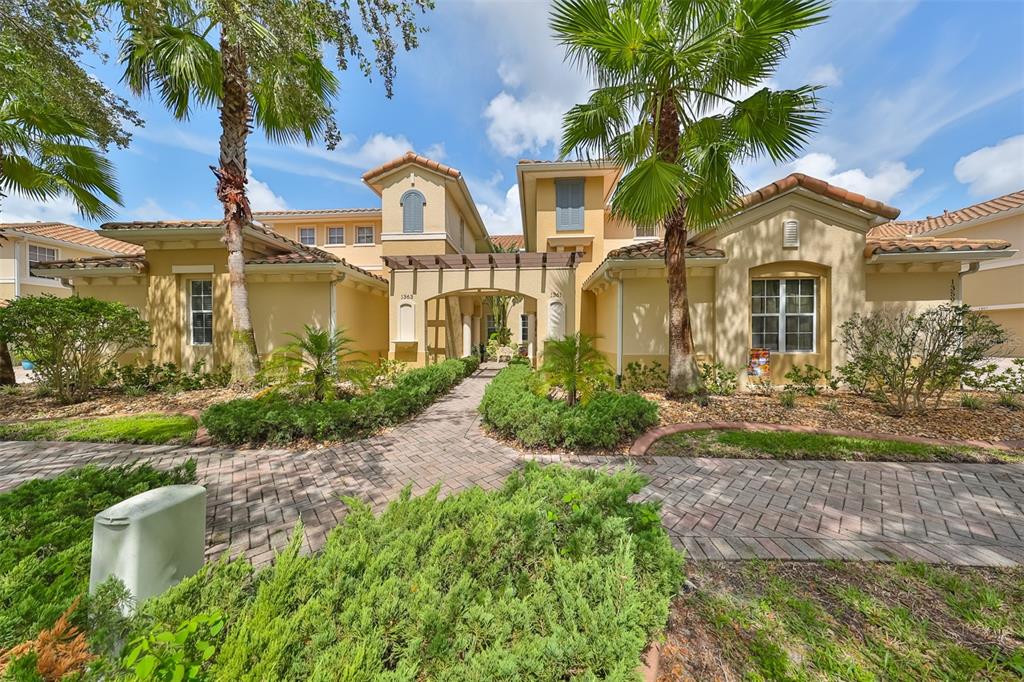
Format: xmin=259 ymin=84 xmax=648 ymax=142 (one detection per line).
xmin=402 ymin=190 xmax=425 ymax=233
xmin=783 ymin=219 xmax=800 ymax=248
xmin=556 ymin=179 xmax=584 ymax=231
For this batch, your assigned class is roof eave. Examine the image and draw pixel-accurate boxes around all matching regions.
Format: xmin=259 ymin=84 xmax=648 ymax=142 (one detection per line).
xmin=1 ymin=229 xmax=127 ymax=256
xmin=582 ymin=255 xmax=727 ymax=291
xmin=865 ymin=248 xmax=1017 ymax=264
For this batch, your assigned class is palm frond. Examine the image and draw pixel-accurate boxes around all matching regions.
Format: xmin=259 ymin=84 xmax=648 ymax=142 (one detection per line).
xmin=610 ymin=156 xmax=687 ymax=227
xmin=727 ymin=85 xmax=825 ymax=163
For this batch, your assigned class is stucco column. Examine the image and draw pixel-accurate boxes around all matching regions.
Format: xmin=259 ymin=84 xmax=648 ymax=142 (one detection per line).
xmin=526 ymin=313 xmax=536 ymax=359
xmin=462 ymin=314 xmax=472 ymax=357
xmin=472 ymin=314 xmax=481 ymax=349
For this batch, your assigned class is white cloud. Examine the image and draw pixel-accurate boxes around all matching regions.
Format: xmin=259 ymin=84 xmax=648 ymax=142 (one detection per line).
xmin=0 ymin=193 xmax=83 ymax=225
xmin=791 ymin=153 xmax=923 ymax=203
xmin=129 ymin=198 xmax=180 ymax=221
xmin=245 ymin=171 xmax=289 ymax=212
xmin=809 ymin=63 xmax=842 ymax=87
xmin=484 ymin=92 xmax=568 ymax=157
xmin=424 ymin=142 xmax=446 ymax=160
xmin=289 ymin=131 xmax=447 ymax=171
xmin=476 ymin=184 xmax=521 ymax=235
xmin=954 ymin=135 xmax=1024 ymax=197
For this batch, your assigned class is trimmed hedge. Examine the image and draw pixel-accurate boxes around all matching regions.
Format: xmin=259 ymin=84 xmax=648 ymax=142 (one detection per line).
xmin=202 ymin=357 xmax=478 ymax=445
xmin=479 ymin=365 xmax=659 ymax=449
xmin=121 ymin=464 xmax=683 ymax=679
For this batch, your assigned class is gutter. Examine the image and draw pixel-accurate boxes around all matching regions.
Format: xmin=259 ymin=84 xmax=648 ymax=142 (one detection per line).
xmin=13 ymin=240 xmax=21 ymax=297
xmin=582 ymin=255 xmax=727 ymax=291
xmin=865 ymin=249 xmax=1017 ymax=265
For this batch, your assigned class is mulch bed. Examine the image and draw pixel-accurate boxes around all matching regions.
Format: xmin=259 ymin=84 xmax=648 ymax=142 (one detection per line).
xmin=0 ymin=385 xmax=255 ymax=423
xmin=646 ymin=391 xmax=1024 ymax=444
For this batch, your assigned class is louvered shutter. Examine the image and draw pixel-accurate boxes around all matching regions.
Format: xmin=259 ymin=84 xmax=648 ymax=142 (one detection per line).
xmin=556 ymin=179 xmax=584 ymax=231
xmin=402 ymin=190 xmax=425 ymax=233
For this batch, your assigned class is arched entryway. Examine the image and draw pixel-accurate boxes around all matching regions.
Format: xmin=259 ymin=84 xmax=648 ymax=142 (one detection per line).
xmin=384 ymin=252 xmax=583 ymax=365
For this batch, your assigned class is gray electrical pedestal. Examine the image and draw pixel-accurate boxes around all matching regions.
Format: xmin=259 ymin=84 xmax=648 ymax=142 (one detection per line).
xmin=89 ymin=484 xmax=207 ymax=608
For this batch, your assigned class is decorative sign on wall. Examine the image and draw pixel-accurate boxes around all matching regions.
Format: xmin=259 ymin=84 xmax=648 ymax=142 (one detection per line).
xmin=747 ymin=348 xmax=771 ymax=378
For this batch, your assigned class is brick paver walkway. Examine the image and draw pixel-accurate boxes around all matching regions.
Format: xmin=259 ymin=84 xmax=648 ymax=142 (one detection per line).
xmin=2 ymin=364 xmax=1024 ymax=566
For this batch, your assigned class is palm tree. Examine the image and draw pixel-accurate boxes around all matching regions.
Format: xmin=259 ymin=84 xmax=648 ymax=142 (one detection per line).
xmin=0 ymin=98 xmax=122 ymax=385
xmin=262 ymin=325 xmax=361 ymax=402
xmin=552 ymin=0 xmax=828 ymax=397
xmin=117 ymin=0 xmax=433 ymax=382
xmin=541 ymin=332 xmax=612 ymax=406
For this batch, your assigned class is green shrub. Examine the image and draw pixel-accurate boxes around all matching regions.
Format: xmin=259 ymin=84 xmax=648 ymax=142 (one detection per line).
xmin=959 ymin=394 xmax=984 ymax=410
xmin=623 ymin=361 xmax=667 ymax=392
xmin=699 ymin=361 xmax=737 ymax=396
xmin=115 ymin=464 xmax=683 ymax=680
xmin=540 ymin=333 xmax=613 ymax=406
xmin=0 ymin=295 xmax=151 ymax=403
xmin=480 ymin=365 xmax=658 ymax=450
xmin=202 ymin=358 xmax=476 ymax=445
xmin=779 ymin=390 xmax=796 ymax=408
xmin=783 ymin=364 xmax=826 ymax=396
xmin=459 ymin=354 xmax=481 ymax=376
xmin=0 ymin=462 xmax=196 ymax=650
xmin=104 ymin=360 xmax=232 ymax=395
xmin=997 ymin=393 xmax=1022 ymax=410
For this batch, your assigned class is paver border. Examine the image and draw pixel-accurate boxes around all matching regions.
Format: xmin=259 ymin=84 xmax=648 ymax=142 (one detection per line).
xmin=630 ymin=421 xmax=1020 ymax=457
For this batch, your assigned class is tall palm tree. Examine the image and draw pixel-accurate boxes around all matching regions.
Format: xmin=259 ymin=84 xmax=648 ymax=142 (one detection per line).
xmin=117 ymin=0 xmax=432 ymax=382
xmin=552 ymin=0 xmax=828 ymax=397
xmin=0 ymin=98 xmax=122 ymax=385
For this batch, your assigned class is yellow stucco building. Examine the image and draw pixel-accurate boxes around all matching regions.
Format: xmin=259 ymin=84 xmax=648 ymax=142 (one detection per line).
xmin=33 ymin=153 xmax=1019 ymax=384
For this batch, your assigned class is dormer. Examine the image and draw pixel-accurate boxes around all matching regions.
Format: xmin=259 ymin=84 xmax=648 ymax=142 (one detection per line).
xmin=362 ymin=152 xmax=489 ymax=255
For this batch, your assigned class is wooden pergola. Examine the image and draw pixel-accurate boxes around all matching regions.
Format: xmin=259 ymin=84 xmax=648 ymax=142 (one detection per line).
xmin=382 ymin=251 xmax=584 ymax=271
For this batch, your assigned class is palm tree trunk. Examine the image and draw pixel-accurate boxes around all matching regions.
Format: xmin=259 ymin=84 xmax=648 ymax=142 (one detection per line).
xmin=665 ymin=205 xmax=701 ymax=397
xmin=215 ymin=34 xmax=259 ymax=382
xmin=0 ymin=340 xmax=15 ymax=386
xmin=657 ymin=96 xmax=702 ymax=397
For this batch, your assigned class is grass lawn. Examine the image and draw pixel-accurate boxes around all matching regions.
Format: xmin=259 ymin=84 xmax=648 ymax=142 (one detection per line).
xmin=647 ymin=429 xmax=1022 ymax=463
xmin=0 ymin=413 xmax=197 ymax=445
xmin=661 ymin=560 xmax=1024 ymax=681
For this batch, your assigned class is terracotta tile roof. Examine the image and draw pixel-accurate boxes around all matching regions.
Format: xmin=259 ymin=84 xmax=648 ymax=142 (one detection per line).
xmin=869 ymin=189 xmax=1024 ymax=238
xmin=739 ymin=174 xmax=901 ymax=220
xmin=33 ymin=254 xmax=148 ymax=272
xmin=253 ymin=208 xmax=380 ymax=217
xmin=0 ymin=222 xmax=143 ymax=254
xmin=865 ymin=237 xmax=1012 ymax=257
xmin=489 ymin=235 xmax=525 ymax=251
xmin=245 ymin=249 xmax=339 ymax=265
xmin=605 ymin=240 xmax=725 ymax=260
xmin=362 ymin=151 xmax=461 ymax=181
xmin=101 ymin=219 xmax=325 ymax=260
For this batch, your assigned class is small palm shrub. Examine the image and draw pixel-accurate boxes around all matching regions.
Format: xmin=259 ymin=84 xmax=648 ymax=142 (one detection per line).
xmin=541 ymin=333 xmax=613 ymax=406
xmin=109 ymin=464 xmax=682 ymax=680
xmin=259 ymin=325 xmax=363 ymax=402
xmin=479 ymin=365 xmax=658 ymax=450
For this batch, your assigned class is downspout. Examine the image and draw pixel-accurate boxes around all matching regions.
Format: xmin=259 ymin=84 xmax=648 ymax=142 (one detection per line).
xmin=616 ymin=277 xmax=624 ymax=388
xmin=959 ymin=262 xmax=979 ymax=304
xmin=13 ymin=240 xmax=21 ymax=298
xmin=330 ymin=272 xmax=346 ymax=336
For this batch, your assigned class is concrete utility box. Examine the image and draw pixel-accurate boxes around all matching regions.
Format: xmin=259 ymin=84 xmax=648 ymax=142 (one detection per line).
xmin=89 ymin=485 xmax=207 ymax=607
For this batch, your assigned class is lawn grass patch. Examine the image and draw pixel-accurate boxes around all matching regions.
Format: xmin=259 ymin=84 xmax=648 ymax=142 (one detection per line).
xmin=647 ymin=428 xmax=1020 ymax=463
xmin=0 ymin=462 xmax=197 ymax=650
xmin=662 ymin=560 xmax=1024 ymax=681
xmin=0 ymin=413 xmax=198 ymax=445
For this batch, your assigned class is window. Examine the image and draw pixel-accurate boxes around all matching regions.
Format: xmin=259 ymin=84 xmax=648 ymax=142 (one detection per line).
xmin=28 ymin=244 xmax=58 ymax=266
xmin=635 ymin=224 xmax=659 ymax=239
xmin=356 ymin=226 xmax=374 ymax=244
xmin=486 ymin=315 xmax=496 ymax=339
xmin=521 ymin=314 xmax=529 ymax=343
xmin=189 ymin=280 xmax=213 ymax=346
xmin=555 ymin=178 xmax=584 ymax=231
xmin=751 ymin=278 xmax=816 ymax=352
xmin=327 ymin=227 xmax=345 ymax=245
xmin=401 ymin=190 xmax=425 ymax=233
xmin=299 ymin=227 xmax=316 ymax=245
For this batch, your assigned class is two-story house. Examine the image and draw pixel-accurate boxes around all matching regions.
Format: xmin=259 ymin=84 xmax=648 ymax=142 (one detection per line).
xmin=35 ymin=152 xmax=1018 ymax=384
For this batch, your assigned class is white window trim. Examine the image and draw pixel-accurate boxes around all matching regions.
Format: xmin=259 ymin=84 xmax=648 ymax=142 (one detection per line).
xmin=355 ymin=225 xmax=375 ymax=245
xmin=751 ymin=278 xmax=817 ymax=354
xmin=188 ymin=279 xmax=214 ymax=346
xmin=327 ymin=226 xmax=345 ymax=246
xmin=298 ymin=227 xmax=317 ymax=246
xmin=27 ymin=243 xmax=59 ymax=266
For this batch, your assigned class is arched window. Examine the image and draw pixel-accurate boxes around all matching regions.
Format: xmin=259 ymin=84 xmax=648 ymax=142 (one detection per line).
xmin=398 ymin=302 xmax=415 ymax=342
xmin=401 ymin=190 xmax=425 ymax=234
xmin=548 ymin=300 xmax=565 ymax=340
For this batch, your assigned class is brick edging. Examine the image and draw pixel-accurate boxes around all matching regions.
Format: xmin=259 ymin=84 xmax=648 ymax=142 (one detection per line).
xmin=629 ymin=421 xmax=1020 ymax=457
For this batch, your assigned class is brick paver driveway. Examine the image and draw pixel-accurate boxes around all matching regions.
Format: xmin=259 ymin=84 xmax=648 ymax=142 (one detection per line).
xmin=2 ymin=364 xmax=1023 ymax=566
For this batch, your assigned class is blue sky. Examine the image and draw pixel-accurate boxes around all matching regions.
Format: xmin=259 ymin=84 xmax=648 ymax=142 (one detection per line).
xmin=5 ymin=0 xmax=1023 ymax=234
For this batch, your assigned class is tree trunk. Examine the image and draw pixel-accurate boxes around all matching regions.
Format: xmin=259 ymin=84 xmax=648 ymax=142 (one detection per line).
xmin=0 ymin=340 xmax=15 ymax=386
xmin=665 ymin=203 xmax=702 ymax=397
xmin=215 ymin=34 xmax=260 ymax=382
xmin=657 ymin=96 xmax=702 ymax=398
